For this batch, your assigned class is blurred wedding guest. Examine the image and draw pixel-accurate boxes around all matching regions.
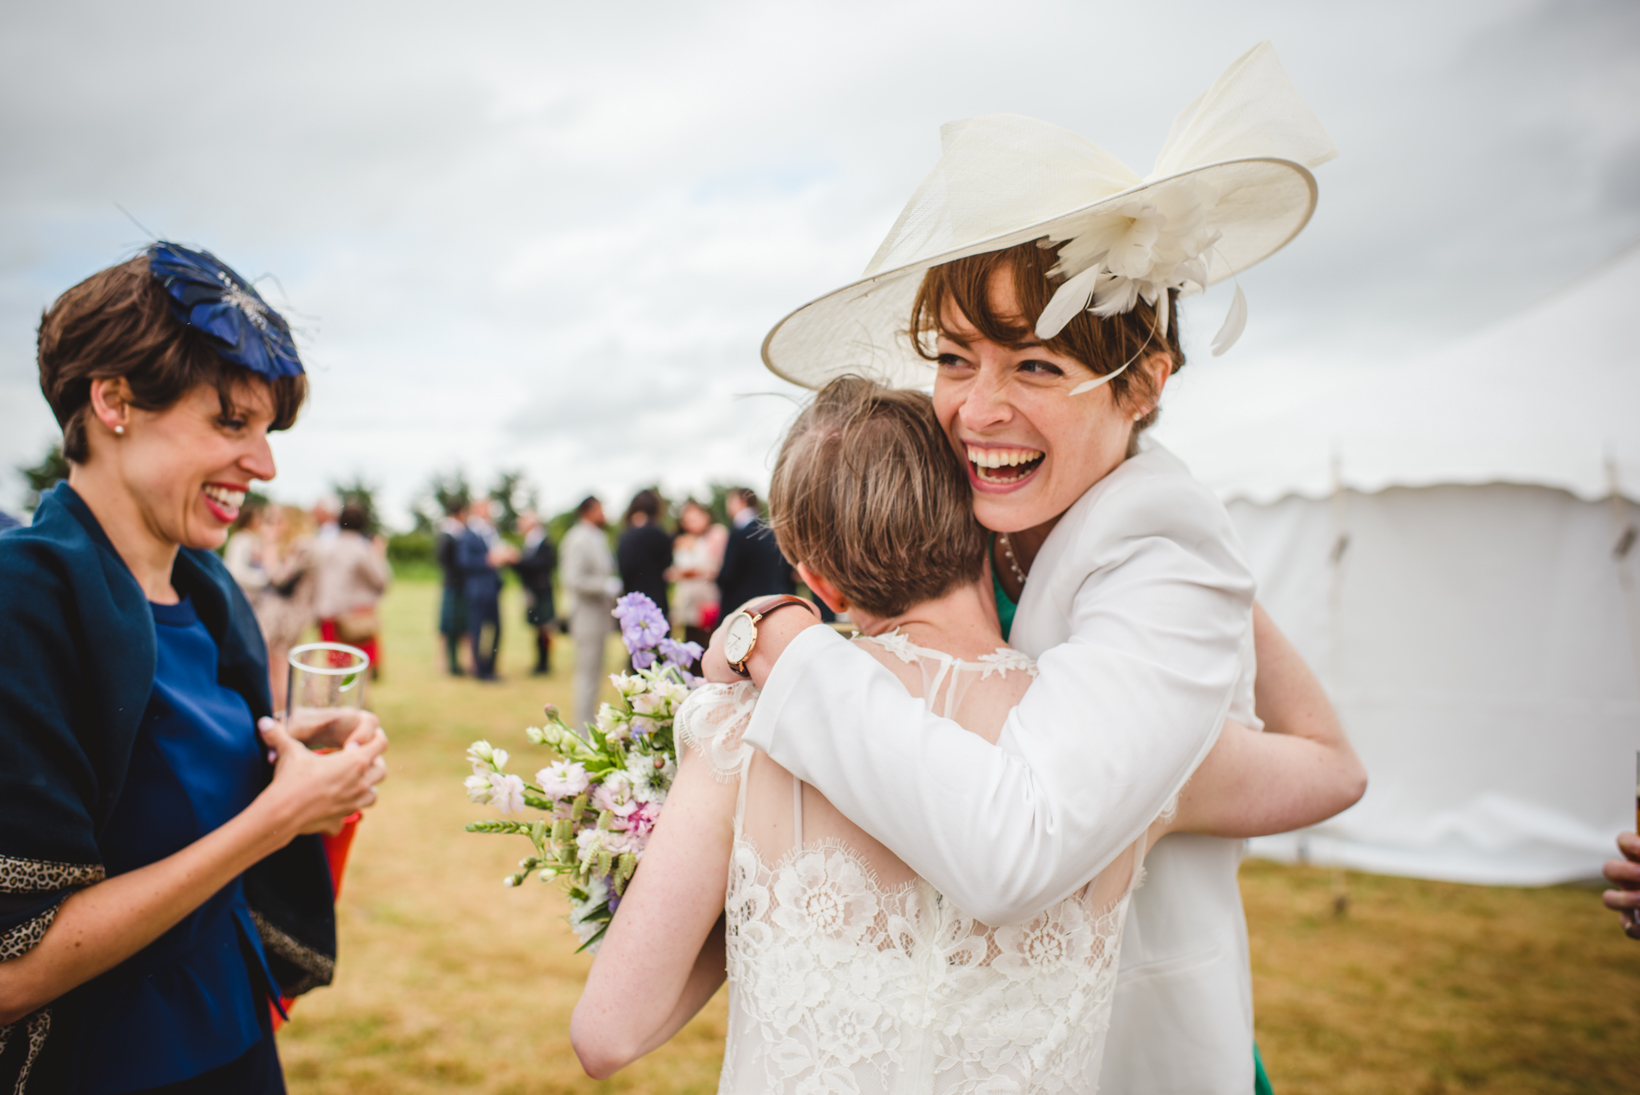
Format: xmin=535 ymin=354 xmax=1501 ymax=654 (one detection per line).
xmin=1604 ymin=832 xmax=1640 ymax=939
xmin=434 ymin=497 xmax=470 ymax=676
xmin=456 ymin=497 xmax=515 ymax=682
xmin=668 ymin=498 xmax=722 ymax=649
xmin=313 ymin=503 xmax=391 ymax=677
xmin=311 ymin=497 xmax=339 ymax=544
xmin=616 ymin=489 xmax=672 ymax=622
xmin=0 ymin=242 xmax=387 ymax=1092
xmin=513 ymin=510 xmax=558 ymax=676
xmin=223 ymin=500 xmax=271 ymax=599
xmin=562 ymin=495 xmax=617 ymax=726
xmin=715 ymin=486 xmax=794 ymax=613
xmin=255 ymin=505 xmax=319 ymax=712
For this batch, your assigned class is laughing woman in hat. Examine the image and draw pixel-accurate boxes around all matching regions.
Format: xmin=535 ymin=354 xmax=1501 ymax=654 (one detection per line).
xmin=0 ymin=246 xmax=388 ymax=1094
xmin=712 ymin=43 xmax=1365 ymax=1094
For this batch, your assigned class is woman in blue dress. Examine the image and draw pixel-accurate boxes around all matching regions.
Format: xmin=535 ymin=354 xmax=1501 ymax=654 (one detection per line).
xmin=0 ymin=244 xmax=390 ymax=1093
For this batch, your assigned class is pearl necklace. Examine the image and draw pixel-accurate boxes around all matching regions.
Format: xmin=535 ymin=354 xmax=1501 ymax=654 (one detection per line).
xmin=998 ymin=532 xmax=1028 ymax=588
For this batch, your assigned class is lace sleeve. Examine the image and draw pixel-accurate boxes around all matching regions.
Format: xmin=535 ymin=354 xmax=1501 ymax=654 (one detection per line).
xmin=977 ymin=647 xmax=1037 ymax=678
xmin=674 ymin=681 xmax=760 ymax=782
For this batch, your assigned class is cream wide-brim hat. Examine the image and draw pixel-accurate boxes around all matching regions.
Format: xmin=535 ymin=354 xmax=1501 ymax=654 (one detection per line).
xmin=762 ymin=42 xmax=1338 ymax=391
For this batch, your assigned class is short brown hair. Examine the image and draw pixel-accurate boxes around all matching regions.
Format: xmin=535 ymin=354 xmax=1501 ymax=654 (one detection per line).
xmin=910 ymin=240 xmax=1184 ymax=438
xmin=38 ymin=254 xmax=307 ymax=462
xmin=770 ymin=376 xmax=987 ymax=618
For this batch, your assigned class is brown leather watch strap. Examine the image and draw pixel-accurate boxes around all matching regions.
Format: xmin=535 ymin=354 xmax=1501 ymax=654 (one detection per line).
xmin=748 ymin=594 xmax=817 ymax=623
xmin=729 ymin=595 xmax=818 ymax=676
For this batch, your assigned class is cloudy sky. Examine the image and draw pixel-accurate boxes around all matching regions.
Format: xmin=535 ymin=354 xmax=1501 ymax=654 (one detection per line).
xmin=2 ymin=0 xmax=1636 ymax=521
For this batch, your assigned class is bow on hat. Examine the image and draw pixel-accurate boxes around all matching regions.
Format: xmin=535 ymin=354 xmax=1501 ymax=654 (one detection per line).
xmin=762 ymin=41 xmax=1337 ymax=391
xmin=147 ymin=242 xmax=305 ymax=380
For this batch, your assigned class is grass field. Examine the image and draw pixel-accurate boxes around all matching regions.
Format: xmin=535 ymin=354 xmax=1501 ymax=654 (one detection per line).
xmin=276 ymin=580 xmax=1640 ymax=1094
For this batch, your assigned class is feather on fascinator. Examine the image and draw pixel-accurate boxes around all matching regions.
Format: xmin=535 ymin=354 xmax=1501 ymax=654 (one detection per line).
xmin=147 ymin=242 xmax=304 ymax=380
xmin=761 ymin=41 xmax=1336 ymax=390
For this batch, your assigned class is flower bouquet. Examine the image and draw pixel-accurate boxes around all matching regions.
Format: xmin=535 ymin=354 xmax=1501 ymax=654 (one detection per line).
xmin=462 ymin=593 xmax=703 ymax=952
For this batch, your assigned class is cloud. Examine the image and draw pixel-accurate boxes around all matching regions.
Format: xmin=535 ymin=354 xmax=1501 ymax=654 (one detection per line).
xmin=2 ymin=0 xmax=1636 ymax=520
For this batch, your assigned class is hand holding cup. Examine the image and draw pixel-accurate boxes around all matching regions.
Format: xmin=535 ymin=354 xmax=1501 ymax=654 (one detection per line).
xmin=257 ymin=715 xmax=388 ymax=838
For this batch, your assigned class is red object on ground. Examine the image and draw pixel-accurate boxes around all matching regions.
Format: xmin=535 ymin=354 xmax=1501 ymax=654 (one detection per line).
xmin=270 ymin=812 xmax=361 ymax=1031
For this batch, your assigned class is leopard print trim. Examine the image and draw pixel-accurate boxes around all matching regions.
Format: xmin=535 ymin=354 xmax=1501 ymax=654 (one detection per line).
xmin=0 ymin=904 xmax=62 ymax=963
xmin=250 ymin=909 xmax=334 ymax=996
xmin=0 ymin=1008 xmax=51 ymax=1095
xmin=0 ymin=855 xmax=104 ymax=895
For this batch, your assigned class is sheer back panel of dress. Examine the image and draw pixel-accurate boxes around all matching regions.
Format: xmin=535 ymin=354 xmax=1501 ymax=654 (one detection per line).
xmin=676 ymin=635 xmax=1148 ymax=1094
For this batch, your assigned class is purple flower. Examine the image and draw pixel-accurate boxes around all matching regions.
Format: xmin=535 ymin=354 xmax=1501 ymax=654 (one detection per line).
xmin=613 ymin=593 xmax=669 ymax=653
xmin=657 ymin=637 xmax=703 ymax=668
xmin=631 ymin=648 xmax=656 ymax=670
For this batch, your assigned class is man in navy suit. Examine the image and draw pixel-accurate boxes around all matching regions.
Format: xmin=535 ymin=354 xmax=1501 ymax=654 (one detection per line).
xmin=455 ymin=498 xmax=516 ymax=680
xmin=715 ymin=487 xmax=795 ymax=615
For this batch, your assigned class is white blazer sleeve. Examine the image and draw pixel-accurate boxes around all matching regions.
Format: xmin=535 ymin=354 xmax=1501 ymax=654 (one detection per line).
xmin=741 ymin=463 xmax=1254 ymax=925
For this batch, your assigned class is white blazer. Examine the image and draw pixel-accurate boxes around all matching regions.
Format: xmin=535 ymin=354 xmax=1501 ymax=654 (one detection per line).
xmin=744 ymin=443 xmax=1258 ymax=1093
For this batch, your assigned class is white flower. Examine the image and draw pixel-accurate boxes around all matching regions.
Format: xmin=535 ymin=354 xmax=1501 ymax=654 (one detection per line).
xmin=1103 ymin=201 xmax=1165 ymax=279
xmin=650 ymin=677 xmax=690 ymax=706
xmin=592 ymin=771 xmax=638 ymax=817
xmin=466 ymin=740 xmax=495 ymax=764
xmin=630 ymin=691 xmax=666 ymax=717
xmin=538 ymin=760 xmax=591 ymax=799
xmin=1040 ymin=183 xmax=1225 ymax=336
xmin=489 ymin=747 xmax=510 ymax=771
xmin=596 ymin=703 xmax=630 ymax=741
xmin=486 ymin=772 xmax=526 ymax=814
xmin=626 ymin=750 xmax=675 ymax=802
xmin=463 ymin=773 xmax=491 ymax=803
xmin=611 ymin=673 xmax=646 ymax=698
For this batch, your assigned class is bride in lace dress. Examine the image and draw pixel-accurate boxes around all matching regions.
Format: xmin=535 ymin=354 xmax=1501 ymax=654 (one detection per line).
xmin=678 ymin=625 xmax=1148 ymax=1094
xmin=570 ymin=379 xmax=1348 ymax=1092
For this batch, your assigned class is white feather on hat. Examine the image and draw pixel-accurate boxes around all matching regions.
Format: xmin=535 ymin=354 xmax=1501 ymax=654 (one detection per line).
xmin=762 ymin=41 xmax=1337 ymax=390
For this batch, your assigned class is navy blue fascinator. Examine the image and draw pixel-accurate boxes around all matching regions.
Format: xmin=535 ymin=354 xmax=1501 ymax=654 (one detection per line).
xmin=146 ymin=242 xmax=305 ymax=380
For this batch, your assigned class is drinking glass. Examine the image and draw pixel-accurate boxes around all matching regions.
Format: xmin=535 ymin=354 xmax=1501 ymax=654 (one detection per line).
xmin=287 ymin=641 xmax=371 ymax=722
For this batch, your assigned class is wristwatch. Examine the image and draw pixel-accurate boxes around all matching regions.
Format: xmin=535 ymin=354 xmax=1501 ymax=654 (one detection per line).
xmin=724 ymin=595 xmax=816 ymax=676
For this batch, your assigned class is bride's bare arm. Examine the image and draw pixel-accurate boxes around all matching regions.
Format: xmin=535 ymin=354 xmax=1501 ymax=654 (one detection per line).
xmin=570 ymin=742 xmax=736 ymax=1079
xmin=1167 ymin=603 xmax=1367 ymax=839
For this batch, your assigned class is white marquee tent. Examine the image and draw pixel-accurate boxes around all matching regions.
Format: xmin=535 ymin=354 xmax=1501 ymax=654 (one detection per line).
xmin=1153 ymin=245 xmax=1640 ymax=885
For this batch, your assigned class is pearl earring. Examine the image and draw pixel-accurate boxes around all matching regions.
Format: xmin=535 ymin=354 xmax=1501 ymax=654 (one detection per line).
xmin=114 ymin=425 xmax=125 ymax=435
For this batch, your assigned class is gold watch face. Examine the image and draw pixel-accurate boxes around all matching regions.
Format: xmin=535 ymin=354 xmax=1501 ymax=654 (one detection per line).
xmin=724 ymin=611 xmax=757 ymax=664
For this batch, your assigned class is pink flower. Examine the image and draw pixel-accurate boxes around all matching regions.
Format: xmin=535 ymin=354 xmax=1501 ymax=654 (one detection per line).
xmin=592 ymin=772 xmax=638 ymax=817
xmin=623 ymin=801 xmax=661 ymax=839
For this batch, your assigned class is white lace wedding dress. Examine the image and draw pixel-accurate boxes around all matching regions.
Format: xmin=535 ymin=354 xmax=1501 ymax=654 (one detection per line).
xmin=675 ymin=633 xmax=1151 ymax=1095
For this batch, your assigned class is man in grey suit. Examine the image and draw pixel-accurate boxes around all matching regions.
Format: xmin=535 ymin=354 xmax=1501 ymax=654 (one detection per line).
xmin=561 ymin=495 xmax=618 ymax=727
